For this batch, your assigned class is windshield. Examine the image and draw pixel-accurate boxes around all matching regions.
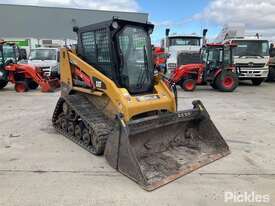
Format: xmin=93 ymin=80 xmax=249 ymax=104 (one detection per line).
xmin=169 ymin=37 xmax=201 ymax=46
xmin=223 ymin=47 xmax=231 ymax=65
xmin=205 ymin=47 xmax=224 ymax=69
xmin=208 ymin=48 xmax=222 ymax=61
xmin=118 ymin=26 xmax=153 ymax=93
xmin=204 ymin=46 xmax=232 ymax=68
xmin=232 ymin=40 xmax=269 ymax=57
xmin=29 ymin=49 xmax=57 ymax=61
xmin=3 ymin=45 xmax=15 ymax=59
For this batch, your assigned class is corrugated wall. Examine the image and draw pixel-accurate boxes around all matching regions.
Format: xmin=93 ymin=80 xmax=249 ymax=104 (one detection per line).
xmin=0 ymin=4 xmax=148 ymax=39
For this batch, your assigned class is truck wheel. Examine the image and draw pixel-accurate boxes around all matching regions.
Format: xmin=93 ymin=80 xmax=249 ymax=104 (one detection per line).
xmin=27 ymin=79 xmax=39 ymax=90
xmin=15 ymin=81 xmax=29 ymax=92
xmin=267 ymin=67 xmax=275 ymax=81
xmin=251 ymin=78 xmax=264 ymax=86
xmin=0 ymin=79 xmax=8 ymax=89
xmin=181 ymin=79 xmax=196 ymax=91
xmin=215 ymin=71 xmax=238 ymax=92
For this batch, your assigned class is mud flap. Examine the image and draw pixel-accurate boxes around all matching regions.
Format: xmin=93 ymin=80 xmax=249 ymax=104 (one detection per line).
xmin=104 ymin=100 xmax=230 ymax=191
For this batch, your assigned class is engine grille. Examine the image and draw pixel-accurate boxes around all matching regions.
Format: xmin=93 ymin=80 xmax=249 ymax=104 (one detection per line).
xmin=236 ymin=63 xmax=265 ymax=68
xmin=177 ymin=52 xmax=202 ymax=66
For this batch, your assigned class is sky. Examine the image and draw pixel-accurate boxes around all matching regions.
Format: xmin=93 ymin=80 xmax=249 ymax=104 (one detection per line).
xmin=1 ymin=0 xmax=275 ymax=44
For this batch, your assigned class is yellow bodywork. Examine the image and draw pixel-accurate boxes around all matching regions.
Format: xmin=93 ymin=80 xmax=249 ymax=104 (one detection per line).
xmin=60 ymin=48 xmax=176 ymax=122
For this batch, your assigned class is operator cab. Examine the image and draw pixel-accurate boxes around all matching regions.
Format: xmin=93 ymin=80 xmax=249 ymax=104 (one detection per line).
xmin=76 ymin=19 xmax=155 ymax=94
xmin=201 ymin=43 xmax=235 ymax=79
xmin=0 ymin=42 xmax=25 ymax=65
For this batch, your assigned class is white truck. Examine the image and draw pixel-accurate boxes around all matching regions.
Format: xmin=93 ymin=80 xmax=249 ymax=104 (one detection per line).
xmin=27 ymin=48 xmax=60 ymax=77
xmin=161 ymin=29 xmax=204 ymax=74
xmin=216 ymin=24 xmax=269 ymax=85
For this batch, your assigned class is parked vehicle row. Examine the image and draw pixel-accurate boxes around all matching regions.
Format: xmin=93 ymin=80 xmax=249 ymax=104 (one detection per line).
xmin=156 ymin=24 xmax=274 ymax=92
xmin=0 ymin=40 xmax=60 ymax=92
xmin=170 ymin=42 xmax=238 ymax=92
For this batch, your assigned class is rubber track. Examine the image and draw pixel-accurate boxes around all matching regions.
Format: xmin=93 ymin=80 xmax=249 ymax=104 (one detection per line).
xmin=52 ymin=94 xmax=114 ymax=155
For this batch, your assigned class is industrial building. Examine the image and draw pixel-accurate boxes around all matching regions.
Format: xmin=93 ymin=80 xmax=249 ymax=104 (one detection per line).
xmin=0 ymin=4 xmax=148 ymax=52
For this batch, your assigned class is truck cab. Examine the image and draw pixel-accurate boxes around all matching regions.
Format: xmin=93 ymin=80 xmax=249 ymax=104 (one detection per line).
xmin=230 ymin=38 xmax=269 ymax=85
xmin=27 ymin=47 xmax=60 ymax=77
xmin=161 ymin=32 xmax=202 ymax=74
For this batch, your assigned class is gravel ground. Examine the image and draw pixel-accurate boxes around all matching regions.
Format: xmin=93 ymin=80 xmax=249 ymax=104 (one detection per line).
xmin=0 ymin=82 xmax=275 ymax=206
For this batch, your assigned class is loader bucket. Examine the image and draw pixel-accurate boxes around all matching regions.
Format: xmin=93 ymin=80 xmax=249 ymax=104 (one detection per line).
xmin=40 ymin=79 xmax=60 ymax=92
xmin=105 ymin=100 xmax=230 ymax=191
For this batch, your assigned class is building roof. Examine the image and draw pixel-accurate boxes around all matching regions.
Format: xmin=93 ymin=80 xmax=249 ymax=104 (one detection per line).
xmin=0 ymin=4 xmax=148 ymax=39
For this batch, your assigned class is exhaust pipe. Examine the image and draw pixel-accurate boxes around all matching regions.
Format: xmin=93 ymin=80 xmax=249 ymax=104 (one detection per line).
xmin=203 ymin=29 xmax=208 ymax=46
xmin=165 ymin=28 xmax=170 ymax=37
xmin=165 ymin=28 xmax=170 ymax=48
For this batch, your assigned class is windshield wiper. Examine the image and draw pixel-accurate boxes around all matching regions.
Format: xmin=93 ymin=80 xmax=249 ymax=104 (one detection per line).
xmin=136 ymin=46 xmax=150 ymax=89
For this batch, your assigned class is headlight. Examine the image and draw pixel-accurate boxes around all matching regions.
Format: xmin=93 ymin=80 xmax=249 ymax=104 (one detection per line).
xmin=0 ymin=71 xmax=4 ymax=78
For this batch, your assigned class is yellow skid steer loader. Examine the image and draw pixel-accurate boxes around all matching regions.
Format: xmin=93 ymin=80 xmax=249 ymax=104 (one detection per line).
xmin=52 ymin=19 xmax=230 ymax=191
